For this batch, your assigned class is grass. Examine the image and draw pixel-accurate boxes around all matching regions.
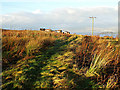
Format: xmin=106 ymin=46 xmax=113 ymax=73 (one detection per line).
xmin=2 ymin=30 xmax=120 ymax=89
xmin=85 ymin=47 xmax=115 ymax=77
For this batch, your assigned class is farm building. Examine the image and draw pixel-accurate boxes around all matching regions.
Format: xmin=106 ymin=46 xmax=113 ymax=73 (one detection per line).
xmin=40 ymin=28 xmax=45 ymax=31
xmin=39 ymin=28 xmax=71 ymax=34
xmin=55 ymin=30 xmax=62 ymax=33
xmin=45 ymin=29 xmax=52 ymax=32
xmin=64 ymin=31 xmax=70 ymax=34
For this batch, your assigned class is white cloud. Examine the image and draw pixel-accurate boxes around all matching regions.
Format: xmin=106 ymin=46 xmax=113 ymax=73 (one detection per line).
xmin=1 ymin=7 xmax=118 ymax=33
xmin=32 ymin=9 xmax=42 ymax=14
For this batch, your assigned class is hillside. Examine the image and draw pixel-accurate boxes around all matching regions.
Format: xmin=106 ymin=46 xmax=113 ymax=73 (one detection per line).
xmin=2 ymin=30 xmax=120 ymax=89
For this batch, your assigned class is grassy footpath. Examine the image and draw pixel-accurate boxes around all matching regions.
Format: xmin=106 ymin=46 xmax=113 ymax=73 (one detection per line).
xmin=2 ymin=35 xmax=96 ymax=89
xmin=2 ymin=30 xmax=120 ymax=89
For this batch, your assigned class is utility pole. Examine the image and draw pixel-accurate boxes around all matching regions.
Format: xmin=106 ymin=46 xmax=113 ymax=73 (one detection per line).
xmin=89 ymin=16 xmax=96 ymax=36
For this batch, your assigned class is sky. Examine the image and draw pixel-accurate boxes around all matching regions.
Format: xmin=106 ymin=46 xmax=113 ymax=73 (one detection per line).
xmin=0 ymin=0 xmax=119 ymax=34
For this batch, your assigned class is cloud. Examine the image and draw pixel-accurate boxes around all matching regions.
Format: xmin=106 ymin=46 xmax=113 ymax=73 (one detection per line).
xmin=32 ymin=9 xmax=42 ymax=14
xmin=1 ymin=7 xmax=118 ymax=33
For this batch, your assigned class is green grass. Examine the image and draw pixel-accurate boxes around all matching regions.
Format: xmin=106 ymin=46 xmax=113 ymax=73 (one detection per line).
xmin=2 ymin=30 xmax=120 ymax=89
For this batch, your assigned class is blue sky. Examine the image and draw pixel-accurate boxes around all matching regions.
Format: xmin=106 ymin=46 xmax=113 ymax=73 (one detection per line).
xmin=1 ymin=1 xmax=118 ymax=14
xmin=0 ymin=0 xmax=119 ymax=34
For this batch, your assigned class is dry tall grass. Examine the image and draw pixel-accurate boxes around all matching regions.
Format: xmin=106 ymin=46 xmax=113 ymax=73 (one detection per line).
xmin=2 ymin=30 xmax=120 ymax=89
xmin=2 ymin=30 xmax=68 ymax=69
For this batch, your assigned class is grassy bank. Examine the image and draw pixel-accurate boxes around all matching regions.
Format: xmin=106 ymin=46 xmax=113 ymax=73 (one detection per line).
xmin=2 ymin=30 xmax=120 ymax=89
